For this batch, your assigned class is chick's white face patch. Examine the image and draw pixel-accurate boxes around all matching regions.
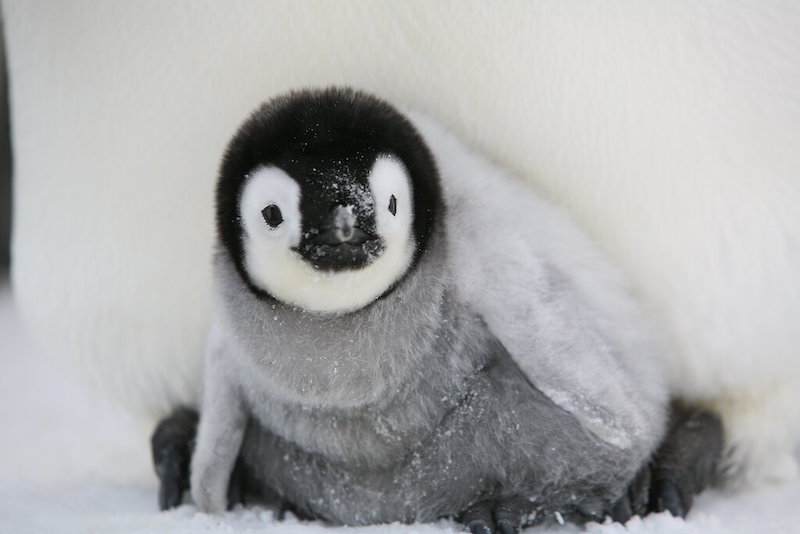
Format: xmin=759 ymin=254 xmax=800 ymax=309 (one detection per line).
xmin=240 ymin=158 xmax=416 ymax=314
xmin=369 ymin=155 xmax=415 ymax=267
xmin=240 ymin=166 xmax=302 ymax=249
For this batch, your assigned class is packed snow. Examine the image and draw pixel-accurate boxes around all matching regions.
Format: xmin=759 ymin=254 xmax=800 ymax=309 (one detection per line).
xmin=1 ymin=283 xmax=798 ymax=534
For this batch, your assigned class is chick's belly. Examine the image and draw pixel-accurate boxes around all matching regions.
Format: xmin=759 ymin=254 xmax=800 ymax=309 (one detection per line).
xmin=238 ymin=417 xmax=491 ymax=525
xmin=237 ymin=361 xmax=628 ymax=525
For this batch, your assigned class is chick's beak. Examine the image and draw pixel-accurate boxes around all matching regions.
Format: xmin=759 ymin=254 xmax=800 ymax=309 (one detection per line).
xmin=297 ymin=205 xmax=382 ymax=270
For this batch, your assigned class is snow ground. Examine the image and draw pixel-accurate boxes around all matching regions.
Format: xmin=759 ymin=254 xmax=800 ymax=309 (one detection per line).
xmin=1 ymin=283 xmax=798 ymax=534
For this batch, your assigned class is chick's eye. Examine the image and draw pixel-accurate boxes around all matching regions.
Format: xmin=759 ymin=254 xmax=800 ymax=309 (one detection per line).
xmin=388 ymin=195 xmax=397 ymax=216
xmin=261 ymin=204 xmax=283 ymax=227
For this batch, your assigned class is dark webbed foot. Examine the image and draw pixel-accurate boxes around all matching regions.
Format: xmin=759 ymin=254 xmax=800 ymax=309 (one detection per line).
xmin=651 ymin=479 xmax=685 ymax=517
xmin=151 ymin=408 xmax=199 ymax=511
xmin=460 ymin=497 xmax=530 ymax=534
xmin=649 ymin=404 xmax=723 ymax=518
xmin=611 ymin=462 xmax=652 ymax=523
xmin=613 ymin=402 xmax=723 ymax=522
xmin=151 ymin=408 xmax=249 ymax=511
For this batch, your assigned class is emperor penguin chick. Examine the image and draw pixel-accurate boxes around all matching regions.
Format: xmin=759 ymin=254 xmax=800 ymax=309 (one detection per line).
xmin=190 ymin=87 xmax=670 ymax=528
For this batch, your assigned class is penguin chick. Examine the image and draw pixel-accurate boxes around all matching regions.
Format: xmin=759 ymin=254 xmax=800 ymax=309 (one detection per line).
xmin=190 ymin=87 xmax=670 ymax=528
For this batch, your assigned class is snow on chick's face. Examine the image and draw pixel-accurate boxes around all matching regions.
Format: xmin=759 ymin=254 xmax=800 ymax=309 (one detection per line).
xmin=239 ymin=156 xmax=416 ymax=313
xmin=217 ymin=88 xmax=443 ymax=314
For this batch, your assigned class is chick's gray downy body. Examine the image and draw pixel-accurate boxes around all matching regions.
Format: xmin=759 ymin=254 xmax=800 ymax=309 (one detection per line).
xmin=190 ymin=88 xmax=669 ymax=527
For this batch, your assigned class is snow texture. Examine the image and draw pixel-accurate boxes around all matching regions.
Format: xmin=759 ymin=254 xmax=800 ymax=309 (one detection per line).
xmin=1 ymin=283 xmax=798 ymax=534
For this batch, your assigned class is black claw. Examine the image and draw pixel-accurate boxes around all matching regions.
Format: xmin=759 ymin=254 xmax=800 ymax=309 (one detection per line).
xmin=495 ymin=520 xmax=518 ymax=534
xmin=610 ymin=495 xmax=632 ymax=524
xmin=628 ymin=465 xmax=653 ymax=517
xmin=466 ymin=519 xmax=494 ymax=534
xmin=158 ymin=469 xmax=185 ymax=511
xmin=276 ymin=500 xmax=288 ymax=521
xmin=462 ymin=501 xmax=496 ymax=534
xmin=652 ymin=479 xmax=686 ymax=518
xmin=494 ymin=497 xmax=524 ymax=534
xmin=643 ymin=403 xmax=722 ymax=519
xmin=227 ymin=457 xmax=247 ymax=510
xmin=460 ymin=497 xmax=530 ymax=534
xmin=611 ymin=462 xmax=652 ymax=523
xmin=151 ymin=408 xmax=199 ymax=511
xmin=615 ymin=402 xmax=724 ymax=521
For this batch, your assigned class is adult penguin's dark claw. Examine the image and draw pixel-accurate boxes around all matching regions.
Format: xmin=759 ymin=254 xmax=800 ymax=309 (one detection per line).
xmin=151 ymin=408 xmax=199 ymax=511
xmin=652 ymin=479 xmax=686 ymax=518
